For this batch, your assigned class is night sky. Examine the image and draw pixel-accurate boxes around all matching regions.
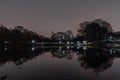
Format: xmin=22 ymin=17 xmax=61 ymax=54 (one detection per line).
xmin=0 ymin=0 xmax=120 ymax=36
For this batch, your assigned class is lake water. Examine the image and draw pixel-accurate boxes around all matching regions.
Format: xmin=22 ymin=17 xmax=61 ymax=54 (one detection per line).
xmin=0 ymin=46 xmax=120 ymax=80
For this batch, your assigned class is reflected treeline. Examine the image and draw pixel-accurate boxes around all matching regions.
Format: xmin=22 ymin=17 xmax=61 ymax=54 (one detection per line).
xmin=0 ymin=46 xmax=120 ymax=72
xmin=0 ymin=46 xmax=48 ymax=66
xmin=78 ymin=48 xmax=114 ymax=75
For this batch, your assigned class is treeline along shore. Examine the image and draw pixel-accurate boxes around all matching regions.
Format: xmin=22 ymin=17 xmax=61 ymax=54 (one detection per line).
xmin=0 ymin=19 xmax=120 ymax=47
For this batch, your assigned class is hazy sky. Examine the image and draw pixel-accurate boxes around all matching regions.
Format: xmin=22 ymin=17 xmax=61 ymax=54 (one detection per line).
xmin=0 ymin=0 xmax=120 ymax=36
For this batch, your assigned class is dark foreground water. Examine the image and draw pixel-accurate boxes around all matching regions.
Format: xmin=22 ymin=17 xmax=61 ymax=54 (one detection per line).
xmin=0 ymin=46 xmax=120 ymax=80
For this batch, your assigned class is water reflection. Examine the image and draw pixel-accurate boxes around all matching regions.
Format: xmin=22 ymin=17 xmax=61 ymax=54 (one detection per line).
xmin=78 ymin=48 xmax=114 ymax=75
xmin=0 ymin=46 xmax=116 ymax=67
xmin=0 ymin=45 xmax=120 ymax=80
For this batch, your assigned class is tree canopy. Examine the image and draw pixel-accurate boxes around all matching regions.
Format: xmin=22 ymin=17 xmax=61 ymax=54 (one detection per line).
xmin=78 ymin=19 xmax=113 ymax=42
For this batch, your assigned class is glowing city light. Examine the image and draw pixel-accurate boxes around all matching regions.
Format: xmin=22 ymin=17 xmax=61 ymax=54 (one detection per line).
xmin=4 ymin=47 xmax=7 ymax=50
xmin=4 ymin=41 xmax=8 ymax=44
xmin=67 ymin=46 xmax=70 ymax=49
xmin=66 ymin=41 xmax=70 ymax=44
xmin=32 ymin=40 xmax=35 ymax=43
xmin=59 ymin=41 xmax=62 ymax=44
xmin=83 ymin=46 xmax=87 ymax=50
xmin=32 ymin=47 xmax=35 ymax=51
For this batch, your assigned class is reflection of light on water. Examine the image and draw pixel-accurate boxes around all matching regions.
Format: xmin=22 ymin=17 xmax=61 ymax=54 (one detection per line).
xmin=32 ymin=47 xmax=35 ymax=51
xmin=59 ymin=46 xmax=62 ymax=50
xmin=71 ymin=42 xmax=73 ymax=44
xmin=110 ymin=49 xmax=116 ymax=54
xmin=59 ymin=41 xmax=62 ymax=44
xmin=67 ymin=46 xmax=70 ymax=49
xmin=77 ymin=41 xmax=81 ymax=46
xmin=4 ymin=47 xmax=7 ymax=50
xmin=83 ymin=46 xmax=87 ymax=50
xmin=77 ymin=46 xmax=80 ymax=50
xmin=76 ymin=41 xmax=81 ymax=50
xmin=66 ymin=46 xmax=73 ymax=49
xmin=71 ymin=46 xmax=73 ymax=48
xmin=4 ymin=41 xmax=8 ymax=44
xmin=66 ymin=41 xmax=70 ymax=45
xmin=62 ymin=50 xmax=65 ymax=54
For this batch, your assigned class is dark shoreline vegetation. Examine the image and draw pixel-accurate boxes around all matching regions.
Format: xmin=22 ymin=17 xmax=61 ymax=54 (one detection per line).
xmin=0 ymin=19 xmax=119 ymax=69
xmin=0 ymin=19 xmax=120 ymax=80
xmin=0 ymin=19 xmax=119 ymax=66
xmin=0 ymin=19 xmax=120 ymax=47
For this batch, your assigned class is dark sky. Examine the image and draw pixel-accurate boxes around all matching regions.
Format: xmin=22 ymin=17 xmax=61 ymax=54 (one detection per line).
xmin=0 ymin=0 xmax=120 ymax=36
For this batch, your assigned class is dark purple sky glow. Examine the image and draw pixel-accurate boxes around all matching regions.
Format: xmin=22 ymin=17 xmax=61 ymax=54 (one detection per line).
xmin=0 ymin=0 xmax=120 ymax=36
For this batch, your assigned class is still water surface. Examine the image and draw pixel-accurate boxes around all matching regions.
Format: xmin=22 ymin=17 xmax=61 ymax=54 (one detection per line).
xmin=0 ymin=46 xmax=120 ymax=80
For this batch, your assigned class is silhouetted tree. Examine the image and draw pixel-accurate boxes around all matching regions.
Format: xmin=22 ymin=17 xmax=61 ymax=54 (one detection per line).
xmin=8 ymin=26 xmax=47 ymax=44
xmin=77 ymin=19 xmax=113 ymax=42
xmin=51 ymin=31 xmax=73 ymax=41
xmin=51 ymin=32 xmax=68 ymax=41
xmin=10 ymin=26 xmax=24 ymax=44
xmin=0 ymin=25 xmax=10 ymax=43
xmin=65 ymin=30 xmax=74 ymax=40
